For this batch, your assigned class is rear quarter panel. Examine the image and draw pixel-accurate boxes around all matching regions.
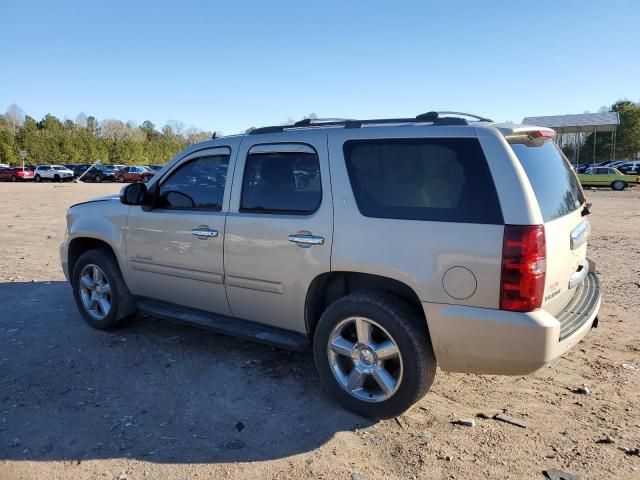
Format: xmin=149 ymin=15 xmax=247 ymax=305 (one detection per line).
xmin=328 ymin=127 xmax=506 ymax=308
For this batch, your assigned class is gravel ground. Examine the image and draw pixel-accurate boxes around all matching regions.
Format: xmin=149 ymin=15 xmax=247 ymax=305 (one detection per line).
xmin=0 ymin=182 xmax=639 ymax=480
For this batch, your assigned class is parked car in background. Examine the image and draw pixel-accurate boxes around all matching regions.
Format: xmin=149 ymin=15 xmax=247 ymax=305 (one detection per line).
xmin=0 ymin=166 xmax=35 ymax=181
xmin=111 ymin=164 xmax=126 ymax=171
xmin=80 ymin=165 xmax=117 ymax=183
xmin=578 ymin=167 xmax=640 ymax=190
xmin=0 ymin=163 xmax=10 ymax=168
xmin=34 ymin=165 xmax=75 ymax=182
xmin=115 ymin=166 xmax=155 ymax=183
xmin=617 ymin=161 xmax=640 ymax=175
xmin=65 ymin=164 xmax=89 ymax=178
xmin=146 ymin=164 xmax=165 ymax=172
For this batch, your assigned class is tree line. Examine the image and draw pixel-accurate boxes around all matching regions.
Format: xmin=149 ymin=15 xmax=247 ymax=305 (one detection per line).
xmin=1 ymin=101 xmax=637 ymax=167
xmin=0 ymin=104 xmax=217 ymax=166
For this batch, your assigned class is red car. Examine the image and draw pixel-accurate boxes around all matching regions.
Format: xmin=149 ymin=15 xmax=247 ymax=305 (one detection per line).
xmin=0 ymin=166 xmax=35 ymax=181
xmin=115 ymin=166 xmax=155 ymax=183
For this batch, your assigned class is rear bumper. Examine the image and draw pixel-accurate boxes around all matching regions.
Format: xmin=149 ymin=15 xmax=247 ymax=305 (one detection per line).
xmin=423 ymin=272 xmax=601 ymax=375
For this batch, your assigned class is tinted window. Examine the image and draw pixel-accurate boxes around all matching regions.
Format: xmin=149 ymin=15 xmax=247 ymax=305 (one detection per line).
xmin=240 ymin=150 xmax=321 ymax=214
xmin=510 ymin=141 xmax=585 ymax=222
xmin=343 ymin=138 xmax=503 ymax=224
xmin=158 ymin=155 xmax=229 ymax=210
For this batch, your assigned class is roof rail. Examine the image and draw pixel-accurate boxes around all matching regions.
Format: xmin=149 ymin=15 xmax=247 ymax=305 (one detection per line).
xmin=293 ymin=117 xmax=355 ymax=127
xmin=423 ymin=111 xmax=493 ymax=122
xmin=248 ymin=111 xmax=491 ymax=135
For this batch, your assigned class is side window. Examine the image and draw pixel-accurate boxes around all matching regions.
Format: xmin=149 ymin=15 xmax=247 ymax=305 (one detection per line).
xmin=343 ymin=138 xmax=503 ymax=224
xmin=240 ymin=148 xmax=321 ymax=214
xmin=158 ymin=155 xmax=229 ymax=210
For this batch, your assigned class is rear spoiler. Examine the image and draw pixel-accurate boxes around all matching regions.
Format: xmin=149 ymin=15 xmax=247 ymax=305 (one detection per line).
xmin=493 ymin=124 xmax=556 ymax=141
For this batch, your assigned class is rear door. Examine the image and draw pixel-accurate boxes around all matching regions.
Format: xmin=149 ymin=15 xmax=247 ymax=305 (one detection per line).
xmin=509 ymin=139 xmax=588 ymax=314
xmin=224 ymin=132 xmax=332 ymax=333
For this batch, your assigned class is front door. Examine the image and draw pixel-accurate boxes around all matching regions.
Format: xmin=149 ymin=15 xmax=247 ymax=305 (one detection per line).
xmin=224 ymin=134 xmax=333 ymax=333
xmin=125 ymin=147 xmax=233 ymax=314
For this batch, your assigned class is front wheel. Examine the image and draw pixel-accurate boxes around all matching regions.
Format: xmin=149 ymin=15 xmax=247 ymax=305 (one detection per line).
xmin=35 ymin=174 xmax=42 ymax=182
xmin=117 ymin=175 xmax=125 ymax=183
xmin=611 ymin=180 xmax=627 ymax=191
xmin=313 ymin=292 xmax=436 ymax=419
xmin=72 ymin=249 xmax=137 ymax=330
xmin=94 ymin=174 xmax=102 ymax=183
xmin=53 ymin=174 xmax=60 ymax=182
xmin=10 ymin=175 xmax=17 ymax=182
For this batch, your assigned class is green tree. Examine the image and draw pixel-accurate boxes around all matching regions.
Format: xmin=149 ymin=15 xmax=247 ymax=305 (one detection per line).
xmin=580 ymin=100 xmax=640 ymax=162
xmin=0 ymin=103 xmax=217 ymax=166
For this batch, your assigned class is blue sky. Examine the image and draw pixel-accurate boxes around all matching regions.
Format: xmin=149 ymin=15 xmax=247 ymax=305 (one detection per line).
xmin=1 ymin=0 xmax=639 ymax=134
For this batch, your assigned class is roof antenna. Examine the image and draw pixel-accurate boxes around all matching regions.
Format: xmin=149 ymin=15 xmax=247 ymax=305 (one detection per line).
xmin=211 ymin=132 xmax=217 ymax=139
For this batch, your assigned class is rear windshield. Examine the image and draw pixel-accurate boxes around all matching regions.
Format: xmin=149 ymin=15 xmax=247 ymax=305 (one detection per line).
xmin=343 ymin=138 xmax=503 ymax=224
xmin=510 ymin=141 xmax=585 ymax=222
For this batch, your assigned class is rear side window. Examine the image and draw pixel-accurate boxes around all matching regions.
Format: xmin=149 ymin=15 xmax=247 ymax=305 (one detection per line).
xmin=240 ymin=150 xmax=322 ymax=214
xmin=510 ymin=141 xmax=585 ymax=222
xmin=343 ymin=138 xmax=503 ymax=224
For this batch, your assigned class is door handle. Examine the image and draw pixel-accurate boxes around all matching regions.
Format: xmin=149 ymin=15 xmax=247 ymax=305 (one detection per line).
xmin=288 ymin=234 xmax=324 ymax=246
xmin=192 ymin=227 xmax=218 ymax=238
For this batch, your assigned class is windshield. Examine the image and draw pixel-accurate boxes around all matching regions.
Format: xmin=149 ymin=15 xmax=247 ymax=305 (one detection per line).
xmin=510 ymin=140 xmax=585 ymax=221
xmin=53 ymin=166 xmax=67 ymax=170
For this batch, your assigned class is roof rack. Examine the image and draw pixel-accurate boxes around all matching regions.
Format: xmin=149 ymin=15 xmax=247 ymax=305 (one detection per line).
xmin=248 ymin=111 xmax=492 ymax=135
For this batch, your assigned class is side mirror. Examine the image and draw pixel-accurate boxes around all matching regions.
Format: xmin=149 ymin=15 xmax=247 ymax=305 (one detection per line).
xmin=120 ymin=182 xmax=148 ymax=205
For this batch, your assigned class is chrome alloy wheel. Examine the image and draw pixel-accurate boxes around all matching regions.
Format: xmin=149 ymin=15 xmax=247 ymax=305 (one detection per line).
xmin=327 ymin=316 xmax=403 ymax=402
xmin=78 ymin=264 xmax=112 ymax=321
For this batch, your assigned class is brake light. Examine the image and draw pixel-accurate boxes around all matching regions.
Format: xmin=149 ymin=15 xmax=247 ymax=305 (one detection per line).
xmin=528 ymin=130 xmax=555 ymax=140
xmin=500 ymin=225 xmax=546 ymax=312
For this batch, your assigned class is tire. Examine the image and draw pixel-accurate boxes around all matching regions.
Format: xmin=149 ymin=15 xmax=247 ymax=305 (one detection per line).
xmin=53 ymin=174 xmax=60 ymax=182
xmin=117 ymin=175 xmax=125 ymax=183
xmin=142 ymin=176 xmax=150 ymax=183
xmin=94 ymin=174 xmax=102 ymax=183
xmin=35 ymin=174 xmax=42 ymax=182
xmin=71 ymin=248 xmax=137 ymax=330
xmin=10 ymin=175 xmax=17 ymax=182
xmin=313 ymin=291 xmax=436 ymax=419
xmin=611 ymin=180 xmax=626 ymax=191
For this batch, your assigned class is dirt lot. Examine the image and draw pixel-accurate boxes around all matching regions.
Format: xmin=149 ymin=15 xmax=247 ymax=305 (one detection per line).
xmin=0 ymin=183 xmax=639 ymax=480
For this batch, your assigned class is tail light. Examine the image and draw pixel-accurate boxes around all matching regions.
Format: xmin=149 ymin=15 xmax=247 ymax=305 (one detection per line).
xmin=500 ymin=225 xmax=546 ymax=312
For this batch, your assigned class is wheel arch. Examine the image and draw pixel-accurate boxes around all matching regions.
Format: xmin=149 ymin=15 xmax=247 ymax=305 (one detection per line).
xmin=305 ymin=271 xmax=426 ymax=338
xmin=68 ymin=236 xmax=121 ymax=280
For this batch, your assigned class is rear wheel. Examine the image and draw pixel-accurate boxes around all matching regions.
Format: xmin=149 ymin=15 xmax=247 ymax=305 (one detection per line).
xmin=611 ymin=180 xmax=626 ymax=191
xmin=10 ymin=175 xmax=17 ymax=182
xmin=94 ymin=174 xmax=102 ymax=183
xmin=72 ymin=249 xmax=137 ymax=330
xmin=117 ymin=175 xmax=125 ymax=183
xmin=313 ymin=292 xmax=436 ymax=418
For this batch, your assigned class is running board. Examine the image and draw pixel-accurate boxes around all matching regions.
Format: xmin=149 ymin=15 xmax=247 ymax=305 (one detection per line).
xmin=136 ymin=298 xmax=310 ymax=351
